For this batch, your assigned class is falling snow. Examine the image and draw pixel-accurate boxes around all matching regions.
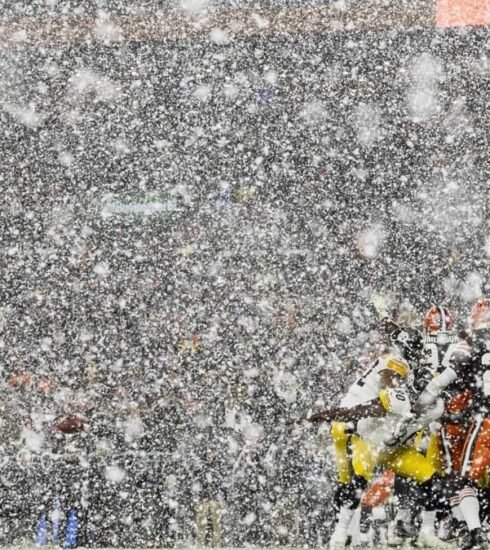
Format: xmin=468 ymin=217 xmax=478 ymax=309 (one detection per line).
xmin=0 ymin=0 xmax=489 ymax=548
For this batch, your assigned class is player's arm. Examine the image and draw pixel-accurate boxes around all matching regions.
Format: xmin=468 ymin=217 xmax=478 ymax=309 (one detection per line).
xmin=414 ymin=343 xmax=469 ymax=411
xmin=288 ymin=353 xmax=410 ymax=425
xmin=291 ymin=385 xmax=410 ymax=424
xmin=303 ymin=398 xmax=385 ymax=424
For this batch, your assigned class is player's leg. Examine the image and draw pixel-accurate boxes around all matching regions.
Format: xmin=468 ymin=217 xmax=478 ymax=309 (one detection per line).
xmin=418 ymin=426 xmax=453 ymax=542
xmin=329 ymin=422 xmax=355 ymax=549
xmin=330 ymin=476 xmax=367 ymax=548
xmin=329 ymin=424 xmax=370 ymax=549
xmin=463 ymin=416 xmax=490 ymax=485
xmin=386 ymin=475 xmax=421 ymax=546
xmin=384 ymin=429 xmax=443 ymax=546
xmin=382 ymin=444 xmax=448 ymax=548
xmin=460 ymin=416 xmax=486 ymax=525
xmin=456 ymin=416 xmax=489 ymax=549
xmin=358 ymin=505 xmax=372 ymax=545
xmin=416 ymin=425 xmax=455 ymax=543
xmin=360 ymin=470 xmax=395 ymax=544
xmin=440 ymin=423 xmax=471 ymax=542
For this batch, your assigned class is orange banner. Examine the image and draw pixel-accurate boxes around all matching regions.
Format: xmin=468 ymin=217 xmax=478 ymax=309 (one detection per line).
xmin=437 ymin=0 xmax=490 ymax=27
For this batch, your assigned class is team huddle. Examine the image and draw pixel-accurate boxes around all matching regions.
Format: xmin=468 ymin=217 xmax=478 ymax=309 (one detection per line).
xmin=292 ymin=299 xmax=490 ymax=550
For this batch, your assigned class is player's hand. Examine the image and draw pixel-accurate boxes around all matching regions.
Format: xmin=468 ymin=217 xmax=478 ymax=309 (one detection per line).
xmin=413 ymin=389 xmax=437 ymax=414
xmin=379 ymin=317 xmax=400 ymax=335
xmin=383 ymin=413 xmax=414 ymax=447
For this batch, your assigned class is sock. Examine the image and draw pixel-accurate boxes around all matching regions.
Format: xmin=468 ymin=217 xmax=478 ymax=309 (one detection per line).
xmin=459 ymin=488 xmax=481 ymax=531
xmin=336 ymin=505 xmax=355 ymax=531
xmin=359 ymin=506 xmax=371 ymax=534
xmin=395 ymin=507 xmax=411 ymax=523
xmin=372 ymin=506 xmax=386 ymax=521
xmin=420 ymin=510 xmax=436 ymax=532
xmin=450 ymin=495 xmax=464 ymax=522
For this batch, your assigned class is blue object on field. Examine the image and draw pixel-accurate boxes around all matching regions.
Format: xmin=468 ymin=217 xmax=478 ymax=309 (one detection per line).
xmin=52 ymin=498 xmax=61 ymax=544
xmin=36 ymin=515 xmax=48 ymax=546
xmin=64 ymin=509 xmax=78 ymax=548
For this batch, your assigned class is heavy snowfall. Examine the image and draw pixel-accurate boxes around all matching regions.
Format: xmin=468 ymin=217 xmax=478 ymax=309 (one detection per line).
xmin=0 ymin=0 xmax=489 ymax=548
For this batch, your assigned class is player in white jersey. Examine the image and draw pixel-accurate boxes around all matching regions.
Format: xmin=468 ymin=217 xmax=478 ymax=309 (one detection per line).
xmin=292 ymin=326 xmax=447 ymax=549
xmin=339 ymin=352 xmax=415 ymax=447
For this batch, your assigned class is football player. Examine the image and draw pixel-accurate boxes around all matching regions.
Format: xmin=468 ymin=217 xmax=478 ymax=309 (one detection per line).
xmin=422 ymin=306 xmax=475 ymax=541
xmin=415 ymin=299 xmax=490 ymax=550
xmin=385 ymin=305 xmax=468 ymax=546
xmin=292 ymin=326 xmax=446 ymax=549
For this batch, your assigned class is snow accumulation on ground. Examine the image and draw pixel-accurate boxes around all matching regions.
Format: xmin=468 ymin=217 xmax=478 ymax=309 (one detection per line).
xmin=4 ymin=546 xmax=443 ymax=550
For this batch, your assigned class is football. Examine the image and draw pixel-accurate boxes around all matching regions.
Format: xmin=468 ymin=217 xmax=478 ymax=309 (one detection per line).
xmin=54 ymin=415 xmax=87 ymax=434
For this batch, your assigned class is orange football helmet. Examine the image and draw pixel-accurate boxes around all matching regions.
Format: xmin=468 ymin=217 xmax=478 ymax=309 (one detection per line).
xmin=468 ymin=298 xmax=490 ymax=330
xmin=424 ymin=306 xmax=454 ymax=333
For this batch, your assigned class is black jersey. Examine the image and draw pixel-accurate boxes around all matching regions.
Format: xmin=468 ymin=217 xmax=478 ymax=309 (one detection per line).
xmin=417 ymin=333 xmax=470 ymax=419
xmin=410 ymin=332 xmax=460 ymax=396
xmin=449 ymin=329 xmax=490 ymax=414
xmin=421 ymin=332 xmax=460 ymax=375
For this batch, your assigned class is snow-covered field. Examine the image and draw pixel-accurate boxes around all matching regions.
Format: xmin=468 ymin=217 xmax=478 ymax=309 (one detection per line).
xmin=2 ymin=545 xmax=458 ymax=550
xmin=1 ymin=547 xmax=447 ymax=550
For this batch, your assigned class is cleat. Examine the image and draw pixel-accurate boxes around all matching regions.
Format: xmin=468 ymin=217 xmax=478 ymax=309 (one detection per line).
xmin=329 ymin=527 xmax=350 ymax=549
xmin=439 ymin=518 xmax=467 ymax=542
xmin=458 ymin=527 xmax=487 ymax=550
xmin=387 ymin=519 xmax=419 ymax=546
xmin=416 ymin=527 xmax=446 ymax=548
xmin=452 ymin=519 xmax=469 ymax=540
xmin=358 ymin=528 xmax=373 ymax=545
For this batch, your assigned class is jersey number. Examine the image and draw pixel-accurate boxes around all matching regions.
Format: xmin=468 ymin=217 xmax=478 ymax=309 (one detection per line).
xmin=424 ymin=343 xmax=458 ymax=371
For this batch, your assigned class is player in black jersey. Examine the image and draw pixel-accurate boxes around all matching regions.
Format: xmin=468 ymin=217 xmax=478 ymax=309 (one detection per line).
xmin=421 ymin=306 xmax=475 ymax=543
xmin=386 ymin=306 xmax=465 ymax=547
xmin=416 ymin=299 xmax=490 ymax=550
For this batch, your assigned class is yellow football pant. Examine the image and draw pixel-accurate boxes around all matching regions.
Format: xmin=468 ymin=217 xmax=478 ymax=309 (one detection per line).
xmin=331 ymin=422 xmax=436 ymax=485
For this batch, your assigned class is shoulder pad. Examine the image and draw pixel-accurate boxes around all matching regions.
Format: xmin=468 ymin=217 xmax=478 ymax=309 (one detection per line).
xmin=385 ymin=357 xmax=410 ymax=378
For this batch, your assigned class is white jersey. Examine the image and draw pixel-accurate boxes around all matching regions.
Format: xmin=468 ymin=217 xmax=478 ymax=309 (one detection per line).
xmin=340 ymin=353 xmax=414 ymax=448
xmin=342 ymin=353 xmax=445 ymax=448
xmin=340 ymin=353 xmax=410 ymax=408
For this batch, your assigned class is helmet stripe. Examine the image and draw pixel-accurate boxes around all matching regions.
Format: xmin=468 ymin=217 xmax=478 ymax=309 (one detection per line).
xmin=438 ymin=306 xmax=446 ymax=331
